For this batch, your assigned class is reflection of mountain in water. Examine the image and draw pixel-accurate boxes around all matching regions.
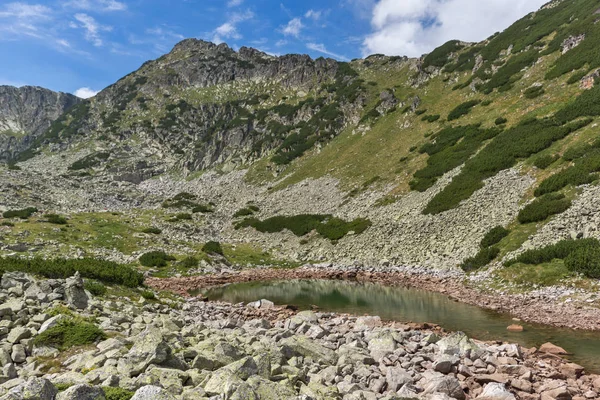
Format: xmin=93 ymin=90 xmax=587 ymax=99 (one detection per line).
xmin=204 ymin=280 xmax=600 ymax=372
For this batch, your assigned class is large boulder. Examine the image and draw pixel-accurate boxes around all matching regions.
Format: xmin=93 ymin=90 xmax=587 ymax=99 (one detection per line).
xmin=204 ymin=357 xmax=259 ymax=395
xmin=117 ymin=327 xmax=171 ymax=377
xmin=0 ymin=377 xmax=57 ymax=400
xmin=56 ymin=384 xmax=105 ymax=400
xmin=280 ymin=336 xmax=338 ymax=365
xmin=476 ymin=383 xmax=516 ymax=400
xmin=437 ymin=332 xmax=479 ymax=357
xmin=64 ymin=272 xmax=89 ymax=309
xmin=130 ymin=386 xmax=176 ymax=400
xmin=423 ymin=376 xmax=466 ymax=400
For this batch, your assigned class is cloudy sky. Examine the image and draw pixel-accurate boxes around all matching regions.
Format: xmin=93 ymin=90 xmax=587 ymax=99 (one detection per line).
xmin=0 ymin=0 xmax=548 ymax=98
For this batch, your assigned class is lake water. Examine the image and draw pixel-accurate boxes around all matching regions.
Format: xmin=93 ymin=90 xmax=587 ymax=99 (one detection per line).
xmin=197 ymin=279 xmax=600 ymax=372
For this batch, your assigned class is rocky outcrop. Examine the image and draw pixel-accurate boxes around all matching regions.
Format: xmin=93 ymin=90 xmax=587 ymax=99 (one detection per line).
xmin=0 ymin=86 xmax=80 ymax=162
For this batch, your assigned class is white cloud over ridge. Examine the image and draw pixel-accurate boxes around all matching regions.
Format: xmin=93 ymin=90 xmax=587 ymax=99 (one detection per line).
xmin=212 ymin=10 xmax=254 ymax=43
xmin=282 ymin=18 xmax=303 ymax=38
xmin=74 ymin=87 xmax=99 ymax=98
xmin=363 ymin=0 xmax=549 ymax=57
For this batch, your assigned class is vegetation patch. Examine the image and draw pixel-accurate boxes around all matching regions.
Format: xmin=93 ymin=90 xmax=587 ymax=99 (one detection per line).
xmin=142 ymin=227 xmax=162 ymax=234
xmin=139 ymin=251 xmax=175 ymax=268
xmin=447 ymin=100 xmax=480 ymax=121
xmin=460 ymin=247 xmax=500 ymax=272
xmin=524 ymin=85 xmax=545 ymax=99
xmin=422 ymin=40 xmax=464 ymax=68
xmin=534 ymin=155 xmax=559 ymax=169
xmin=45 ymin=214 xmax=68 ymax=225
xmin=0 ymin=258 xmax=143 ymax=287
xmin=480 ymin=226 xmax=510 ymax=248
xmin=234 ymin=205 xmax=260 ymax=218
xmin=69 ymin=152 xmax=110 ymax=171
xmin=84 ymin=280 xmax=107 ymax=296
xmin=535 ymin=148 xmax=600 ymax=196
xmin=235 ymin=214 xmax=371 ymax=241
xmin=34 ymin=319 xmax=106 ymax=350
xmin=3 ymin=207 xmax=37 ymax=219
xmin=421 ymin=114 xmax=441 ymax=123
xmin=517 ymin=193 xmax=572 ymax=224
xmin=103 ymin=387 xmax=134 ymax=400
xmin=202 ymin=241 xmax=224 ymax=256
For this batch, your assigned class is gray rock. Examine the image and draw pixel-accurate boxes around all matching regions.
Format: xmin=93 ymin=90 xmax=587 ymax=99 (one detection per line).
xmin=423 ymin=376 xmax=465 ymax=400
xmin=476 ymin=382 xmax=516 ymax=400
xmin=64 ymin=272 xmax=89 ymax=309
xmin=2 ymin=377 xmax=57 ymax=400
xmin=56 ymin=384 xmax=106 ymax=400
xmin=130 ymin=385 xmax=176 ymax=400
xmin=8 ymin=328 xmax=32 ymax=344
xmin=117 ymin=327 xmax=171 ymax=377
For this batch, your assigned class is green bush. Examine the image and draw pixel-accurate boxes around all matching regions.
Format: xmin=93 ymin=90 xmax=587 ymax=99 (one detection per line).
xmin=103 ymin=387 xmax=134 ymax=400
xmin=34 ymin=319 xmax=106 ymax=350
xmin=517 ymin=193 xmax=572 ymax=224
xmin=415 ymin=109 xmax=428 ymax=116
xmin=478 ymin=49 xmax=540 ymax=92
xmin=84 ymin=280 xmax=107 ymax=296
xmin=168 ymin=213 xmax=192 ymax=222
xmin=0 ymin=258 xmax=143 ymax=287
xmin=505 ymin=238 xmax=600 ymax=267
xmin=523 ymin=85 xmax=545 ymax=99
xmin=235 ymin=214 xmax=371 ymax=241
xmin=495 ymin=117 xmax=507 ymax=125
xmin=234 ymin=208 xmax=255 ymax=218
xmin=564 ymin=245 xmax=600 ymax=278
xmin=554 ymin=84 xmax=600 ymax=124
xmin=563 ymin=144 xmax=591 ymax=161
xmin=447 ymin=100 xmax=480 ymax=121
xmin=139 ymin=251 xmax=175 ymax=267
xmin=534 ymin=155 xmax=559 ymax=169
xmin=567 ymin=71 xmax=587 ymax=85
xmin=481 ymin=226 xmax=510 ymax=248
xmin=481 ymin=100 xmax=493 ymax=106
xmin=3 ymin=207 xmax=37 ymax=219
xmin=142 ymin=227 xmax=162 ymax=234
xmin=535 ymin=149 xmax=600 ymax=196
xmin=202 ymin=241 xmax=224 ymax=256
xmin=45 ymin=214 xmax=67 ymax=225
xmin=421 ymin=114 xmax=441 ymax=123
xmin=1 ymin=221 xmax=14 ymax=227
xmin=140 ymin=290 xmax=156 ymax=300
xmin=423 ymin=40 xmax=464 ymax=68
xmin=460 ymin=247 xmax=500 ymax=272
xmin=69 ymin=152 xmax=110 ymax=171
xmin=180 ymin=256 xmax=199 ymax=268
xmin=192 ymin=204 xmax=213 ymax=213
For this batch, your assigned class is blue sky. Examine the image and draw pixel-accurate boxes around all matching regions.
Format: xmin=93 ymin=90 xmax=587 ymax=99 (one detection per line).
xmin=0 ymin=0 xmax=548 ymax=97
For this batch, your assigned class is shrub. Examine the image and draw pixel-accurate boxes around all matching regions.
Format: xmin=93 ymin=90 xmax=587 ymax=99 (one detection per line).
xmin=234 ymin=208 xmax=255 ymax=218
xmin=564 ymin=245 xmax=600 ymax=278
xmin=103 ymin=387 xmax=134 ymax=400
xmin=45 ymin=214 xmax=67 ymax=225
xmin=1 ymin=221 xmax=14 ymax=227
xmin=140 ymin=290 xmax=156 ymax=300
xmin=554 ymin=84 xmax=600 ymax=124
xmin=563 ymin=144 xmax=591 ymax=161
xmin=495 ymin=117 xmax=507 ymax=125
xmin=535 ymin=149 xmax=600 ymax=196
xmin=460 ymin=247 xmax=500 ymax=272
xmin=192 ymin=204 xmax=213 ymax=213
xmin=168 ymin=213 xmax=192 ymax=222
xmin=517 ymin=193 xmax=571 ymax=224
xmin=447 ymin=100 xmax=480 ymax=121
xmin=3 ymin=207 xmax=37 ymax=219
xmin=34 ymin=319 xmax=106 ymax=350
xmin=142 ymin=227 xmax=162 ymax=234
xmin=423 ymin=40 xmax=464 ymax=68
xmin=139 ymin=251 xmax=175 ymax=267
xmin=0 ymin=258 xmax=143 ymax=287
xmin=481 ymin=100 xmax=493 ymax=106
xmin=202 ymin=241 xmax=224 ymax=256
xmin=534 ymin=155 xmax=559 ymax=169
xmin=567 ymin=71 xmax=587 ymax=85
xmin=415 ymin=109 xmax=428 ymax=116
xmin=421 ymin=114 xmax=441 ymax=123
xmin=235 ymin=214 xmax=371 ymax=241
xmin=84 ymin=280 xmax=107 ymax=296
xmin=481 ymin=226 xmax=510 ymax=248
xmin=523 ymin=85 xmax=545 ymax=99
xmin=69 ymin=152 xmax=110 ymax=171
xmin=505 ymin=238 xmax=600 ymax=267
xmin=180 ymin=256 xmax=199 ymax=268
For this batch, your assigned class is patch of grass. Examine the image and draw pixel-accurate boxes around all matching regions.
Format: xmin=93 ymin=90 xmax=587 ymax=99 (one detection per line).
xmin=168 ymin=213 xmax=192 ymax=222
xmin=180 ymin=256 xmax=199 ymax=268
xmin=523 ymin=85 xmax=545 ymax=99
xmin=139 ymin=251 xmax=175 ymax=267
xmin=140 ymin=290 xmax=156 ymax=300
xmin=535 ymin=148 xmax=600 ymax=196
xmin=69 ymin=152 xmax=110 ymax=171
xmin=84 ymin=280 xmax=107 ymax=296
xmin=34 ymin=319 xmax=106 ymax=350
xmin=3 ymin=207 xmax=37 ymax=219
xmin=423 ymin=40 xmax=464 ymax=68
xmin=103 ymin=387 xmax=134 ymax=400
xmin=0 ymin=258 xmax=143 ymax=287
xmin=45 ymin=214 xmax=68 ymax=225
xmin=481 ymin=226 xmax=510 ymax=248
xmin=517 ymin=193 xmax=572 ymax=224
xmin=202 ymin=241 xmax=224 ymax=256
xmin=497 ymin=260 xmax=572 ymax=287
xmin=142 ymin=227 xmax=162 ymax=234
xmin=567 ymin=71 xmax=587 ymax=85
xmin=534 ymin=155 xmax=559 ymax=169
xmin=1 ymin=221 xmax=14 ymax=227
xmin=505 ymin=238 xmax=599 ymax=266
xmin=494 ymin=117 xmax=507 ymax=125
xmin=447 ymin=100 xmax=480 ymax=121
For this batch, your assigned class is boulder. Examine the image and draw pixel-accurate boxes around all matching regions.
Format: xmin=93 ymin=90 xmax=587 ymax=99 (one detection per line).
xmin=433 ymin=355 xmax=459 ymax=374
xmin=38 ymin=315 xmax=67 ymax=334
xmin=117 ymin=327 xmax=171 ymax=377
xmin=476 ymin=382 xmax=516 ymax=400
xmin=7 ymin=328 xmax=32 ymax=344
xmin=437 ymin=332 xmax=479 ymax=357
xmin=280 ymin=336 xmax=338 ymax=365
xmin=539 ymin=343 xmax=568 ymax=355
xmin=64 ymin=272 xmax=89 ymax=309
xmin=56 ymin=384 xmax=106 ymax=400
xmin=423 ymin=376 xmax=465 ymax=400
xmin=559 ymin=363 xmax=584 ymax=379
xmin=2 ymin=377 xmax=57 ymax=400
xmin=130 ymin=385 xmax=177 ymax=400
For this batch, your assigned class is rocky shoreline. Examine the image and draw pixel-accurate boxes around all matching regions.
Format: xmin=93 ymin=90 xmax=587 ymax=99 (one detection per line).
xmin=146 ymin=266 xmax=600 ymax=331
xmin=0 ymin=270 xmax=599 ymax=400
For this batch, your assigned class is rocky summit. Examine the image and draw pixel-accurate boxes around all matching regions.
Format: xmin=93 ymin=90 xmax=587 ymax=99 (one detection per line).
xmin=2 ymin=0 xmax=600 ymax=398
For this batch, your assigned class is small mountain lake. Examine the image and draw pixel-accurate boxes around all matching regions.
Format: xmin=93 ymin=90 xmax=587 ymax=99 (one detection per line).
xmin=196 ymin=279 xmax=600 ymax=372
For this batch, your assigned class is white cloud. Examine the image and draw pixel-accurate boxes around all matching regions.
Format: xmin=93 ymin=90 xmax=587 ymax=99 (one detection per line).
xmin=307 ymin=43 xmax=349 ymax=61
xmin=282 ymin=18 xmax=303 ymax=38
xmin=211 ymin=10 xmax=254 ymax=43
xmin=363 ymin=0 xmax=549 ymax=57
xmin=74 ymin=87 xmax=99 ymax=98
xmin=73 ymin=13 xmax=112 ymax=46
xmin=305 ymin=10 xmax=322 ymax=20
xmin=227 ymin=0 xmax=244 ymax=7
xmin=0 ymin=2 xmax=51 ymax=19
xmin=275 ymin=39 xmax=288 ymax=47
xmin=63 ymin=0 xmax=127 ymax=12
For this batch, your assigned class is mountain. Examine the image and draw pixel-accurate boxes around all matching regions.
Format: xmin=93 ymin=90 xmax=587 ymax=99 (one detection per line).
xmin=3 ymin=0 xmax=600 ymax=290
xmin=0 ymin=86 xmax=81 ymax=162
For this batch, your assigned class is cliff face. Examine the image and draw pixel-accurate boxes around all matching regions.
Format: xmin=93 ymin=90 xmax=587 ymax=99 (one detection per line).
xmin=0 ymin=86 xmax=80 ymax=162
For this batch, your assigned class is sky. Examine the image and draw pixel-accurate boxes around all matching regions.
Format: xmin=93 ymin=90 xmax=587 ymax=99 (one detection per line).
xmin=0 ymin=0 xmax=549 ymax=98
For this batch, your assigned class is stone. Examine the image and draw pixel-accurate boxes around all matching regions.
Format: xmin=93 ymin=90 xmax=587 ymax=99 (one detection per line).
xmin=367 ymin=331 xmax=396 ymax=361
xmin=56 ymin=384 xmax=106 ymax=400
xmin=64 ymin=272 xmax=89 ymax=309
xmin=507 ymin=325 xmax=523 ymax=332
xmin=130 ymin=385 xmax=177 ymax=400
xmin=559 ymin=363 xmax=584 ymax=380
xmin=117 ymin=327 xmax=171 ymax=377
xmin=6 ymin=377 xmax=57 ymax=400
xmin=38 ymin=315 xmax=67 ymax=334
xmin=354 ymin=316 xmax=382 ymax=330
xmin=11 ymin=345 xmax=26 ymax=364
xmin=437 ymin=332 xmax=479 ymax=357
xmin=433 ymin=355 xmax=459 ymax=374
xmin=539 ymin=343 xmax=568 ymax=355
xmin=385 ymin=366 xmax=412 ymax=391
xmin=8 ymin=327 xmax=32 ymax=344
xmin=246 ymin=375 xmax=297 ymax=400
xmin=423 ymin=376 xmax=465 ymax=400
xmin=476 ymin=382 xmax=516 ymax=400
xmin=280 ymin=336 xmax=338 ymax=365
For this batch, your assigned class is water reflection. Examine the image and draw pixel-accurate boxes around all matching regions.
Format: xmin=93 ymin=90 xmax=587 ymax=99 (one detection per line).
xmin=201 ymin=279 xmax=600 ymax=372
